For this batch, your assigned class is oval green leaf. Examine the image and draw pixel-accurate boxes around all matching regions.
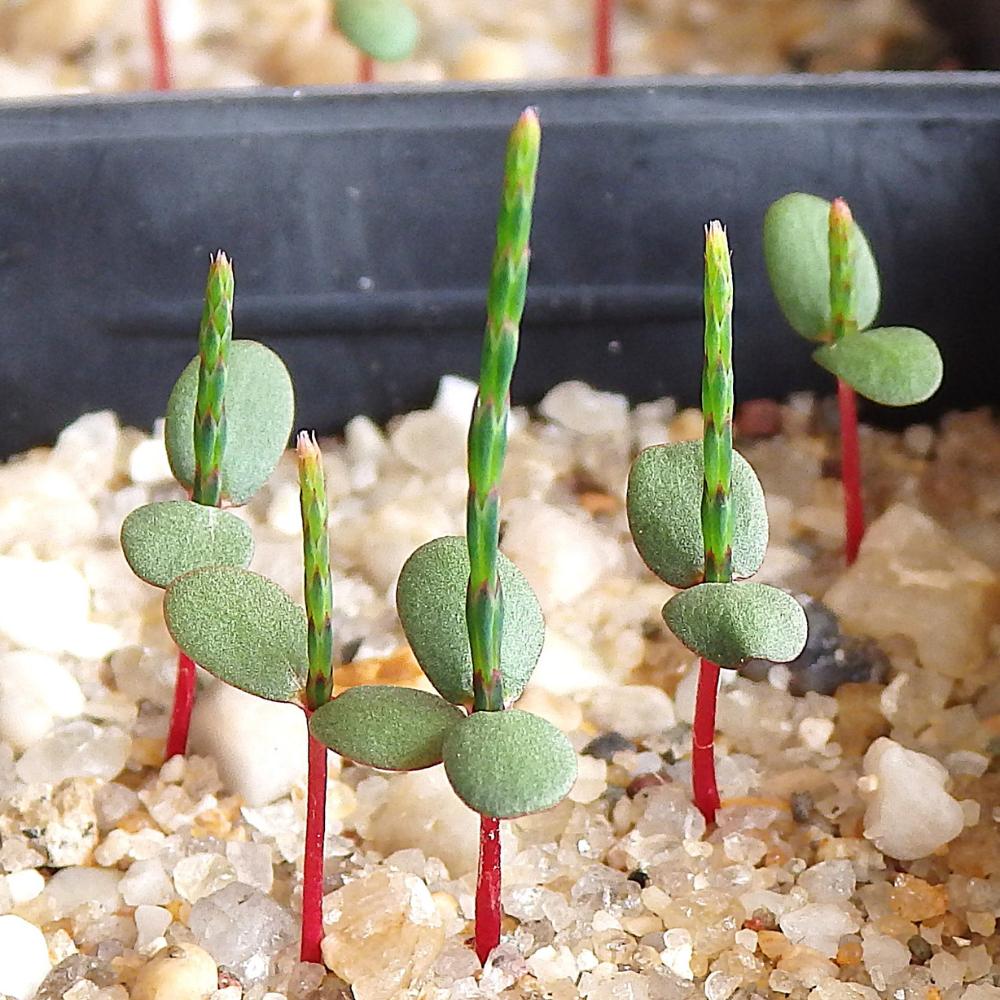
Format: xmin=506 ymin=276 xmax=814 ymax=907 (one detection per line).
xmin=812 ymin=326 xmax=943 ymax=406
xmin=396 ymin=536 xmax=544 ymax=707
xmin=164 ymin=566 xmax=307 ymax=704
xmin=663 ymin=582 xmax=807 ymax=668
xmin=165 ymin=341 xmax=295 ymax=506
xmin=626 ymin=441 xmax=768 ymax=589
xmin=309 ymin=686 xmax=463 ymax=771
xmin=335 ymin=0 xmax=420 ymax=62
xmin=121 ymin=500 xmax=254 ymax=589
xmin=764 ymin=192 xmax=880 ymax=341
xmin=443 ymin=709 xmax=577 ymax=819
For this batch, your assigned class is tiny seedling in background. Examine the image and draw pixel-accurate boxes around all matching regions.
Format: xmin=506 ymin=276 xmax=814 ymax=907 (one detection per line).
xmin=627 ymin=222 xmax=807 ymax=824
xmin=594 ymin=0 xmax=614 ymax=75
xmin=120 ymin=252 xmax=295 ymax=759
xmin=154 ymin=432 xmax=337 ymax=964
xmin=310 ymin=109 xmax=577 ymax=965
xmin=763 ymin=193 xmax=943 ymax=564
xmin=334 ymin=0 xmax=420 ymax=83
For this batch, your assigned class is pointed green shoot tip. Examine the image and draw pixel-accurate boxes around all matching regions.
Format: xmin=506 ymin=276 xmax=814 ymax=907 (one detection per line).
xmin=830 ymin=197 xmax=852 ymax=226
xmin=296 ymin=429 xmax=321 ymax=462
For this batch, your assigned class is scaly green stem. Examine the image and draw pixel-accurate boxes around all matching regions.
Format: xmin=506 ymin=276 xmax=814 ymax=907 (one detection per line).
xmin=466 ymin=108 xmax=541 ymax=715
xmin=297 ymin=432 xmax=334 ymax=711
xmin=828 ymin=198 xmax=856 ymax=342
xmin=191 ymin=252 xmax=234 ymax=507
xmin=701 ymin=221 xmax=734 ymax=585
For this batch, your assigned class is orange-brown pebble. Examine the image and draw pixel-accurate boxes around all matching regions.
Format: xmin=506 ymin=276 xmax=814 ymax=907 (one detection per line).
xmin=890 ymin=874 xmax=948 ymax=922
xmin=758 ymin=930 xmax=789 ymax=960
xmin=836 ymin=939 xmax=864 ymax=966
xmin=578 ymin=490 xmax=621 ymax=516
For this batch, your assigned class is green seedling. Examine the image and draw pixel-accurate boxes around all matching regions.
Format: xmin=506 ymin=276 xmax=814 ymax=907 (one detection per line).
xmin=310 ymin=109 xmax=577 ymax=965
xmin=334 ymin=0 xmax=420 ymax=82
xmin=155 ymin=432 xmax=336 ymax=963
xmin=120 ymin=252 xmax=294 ymax=759
xmin=763 ymin=193 xmax=943 ymax=563
xmin=627 ymin=222 xmax=807 ymax=823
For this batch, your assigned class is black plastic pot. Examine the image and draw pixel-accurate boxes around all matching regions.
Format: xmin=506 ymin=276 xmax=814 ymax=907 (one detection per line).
xmin=1 ymin=74 xmax=997 ymax=458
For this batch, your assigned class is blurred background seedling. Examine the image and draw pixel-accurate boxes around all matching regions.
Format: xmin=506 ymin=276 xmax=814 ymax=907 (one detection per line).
xmin=764 ymin=193 xmax=943 ymax=564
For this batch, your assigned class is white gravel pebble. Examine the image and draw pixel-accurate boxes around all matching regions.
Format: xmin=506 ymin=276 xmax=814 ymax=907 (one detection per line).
xmin=0 ymin=913 xmax=52 ymax=999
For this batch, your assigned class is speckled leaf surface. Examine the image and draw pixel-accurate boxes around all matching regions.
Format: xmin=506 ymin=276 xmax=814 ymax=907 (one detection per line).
xmin=813 ymin=327 xmax=943 ymax=406
xmin=165 ymin=341 xmax=294 ymax=506
xmin=121 ymin=500 xmax=254 ymax=589
xmin=443 ymin=709 xmax=577 ymax=818
xmin=309 ymin=686 xmax=463 ymax=771
xmin=335 ymin=0 xmax=420 ymax=61
xmin=396 ymin=536 xmax=544 ymax=707
xmin=764 ymin=192 xmax=880 ymax=341
xmin=626 ymin=442 xmax=768 ymax=589
xmin=663 ymin=582 xmax=807 ymax=668
xmin=164 ymin=566 xmax=307 ymax=704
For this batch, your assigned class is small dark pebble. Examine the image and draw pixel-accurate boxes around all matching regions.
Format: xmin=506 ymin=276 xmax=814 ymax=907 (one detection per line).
xmin=907 ymin=935 xmax=933 ymax=964
xmin=339 ymin=637 xmax=363 ymax=665
xmin=821 ymin=455 xmax=843 ymax=480
xmin=627 ymin=772 xmax=669 ymax=798
xmin=583 ymin=731 xmax=636 ymax=761
xmin=741 ymin=595 xmax=890 ymax=696
xmin=790 ymin=791 xmax=814 ymax=823
xmin=735 ymin=398 xmax=783 ymax=439
xmin=628 ymin=869 xmax=650 ymax=888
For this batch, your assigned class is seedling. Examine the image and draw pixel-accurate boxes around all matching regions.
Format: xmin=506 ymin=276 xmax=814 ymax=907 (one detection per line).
xmin=627 ymin=222 xmax=807 ymax=823
xmin=763 ymin=193 xmax=943 ymax=563
xmin=594 ymin=0 xmax=614 ymax=75
xmin=120 ymin=252 xmax=295 ymax=758
xmin=309 ymin=109 xmax=577 ymax=965
xmin=334 ymin=0 xmax=420 ymax=83
xmin=149 ymin=432 xmax=336 ymax=963
xmin=145 ymin=0 xmax=171 ymax=90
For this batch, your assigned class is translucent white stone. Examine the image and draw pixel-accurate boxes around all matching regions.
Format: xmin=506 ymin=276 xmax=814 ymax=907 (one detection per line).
xmin=51 ymin=411 xmax=120 ymax=498
xmin=798 ymin=860 xmax=856 ymax=903
xmin=172 ymin=853 xmax=237 ymax=904
xmin=502 ymin=498 xmax=622 ymax=608
xmin=134 ymin=905 xmax=172 ymax=954
xmin=188 ymin=883 xmax=296 ymax=984
xmin=4 ymin=869 xmax=44 ymax=905
xmin=189 ymin=682 xmax=306 ymax=806
xmin=120 ymin=859 xmax=173 ymax=907
xmin=431 ymin=375 xmax=478 ymax=425
xmin=0 ymin=914 xmax=52 ymax=1000
xmin=43 ymin=866 xmax=122 ymax=920
xmin=0 ymin=556 xmax=120 ymax=658
xmin=861 ymin=930 xmax=911 ymax=990
xmin=0 ymin=650 xmax=85 ymax=751
xmin=225 ymin=841 xmax=273 ymax=894
xmin=390 ymin=409 xmax=466 ymax=476
xmin=861 ymin=738 xmax=965 ymax=860
xmin=779 ymin=903 xmax=860 ymax=957
xmin=539 ymin=382 xmax=629 ymax=436
xmin=15 ymin=721 xmax=129 ymax=785
xmin=586 ymin=685 xmax=675 ymax=739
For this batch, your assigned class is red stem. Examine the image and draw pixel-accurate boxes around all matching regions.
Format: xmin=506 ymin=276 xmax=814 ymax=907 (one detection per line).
xmin=692 ymin=658 xmax=721 ymax=824
xmin=475 ymin=815 xmax=501 ymax=964
xmin=837 ymin=378 xmax=864 ymax=565
xmin=145 ymin=0 xmax=172 ymax=91
xmin=358 ymin=54 xmax=375 ymax=83
xmin=301 ymin=730 xmax=328 ymax=964
xmin=164 ymin=651 xmax=196 ymax=759
xmin=593 ymin=0 xmax=614 ymax=76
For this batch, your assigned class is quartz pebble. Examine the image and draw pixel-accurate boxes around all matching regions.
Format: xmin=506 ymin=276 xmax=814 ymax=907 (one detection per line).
xmin=189 ymin=682 xmax=306 ymax=806
xmin=860 ymin=737 xmax=965 ymax=859
xmin=825 ymin=504 xmax=1000 ymax=678
xmin=0 ymin=651 xmax=85 ymax=751
xmin=15 ymin=721 xmax=129 ymax=785
xmin=131 ymin=943 xmax=218 ymax=1000
xmin=779 ymin=904 xmax=860 ymax=958
xmin=321 ymin=868 xmax=445 ymax=1000
xmin=0 ymin=914 xmax=52 ymax=999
